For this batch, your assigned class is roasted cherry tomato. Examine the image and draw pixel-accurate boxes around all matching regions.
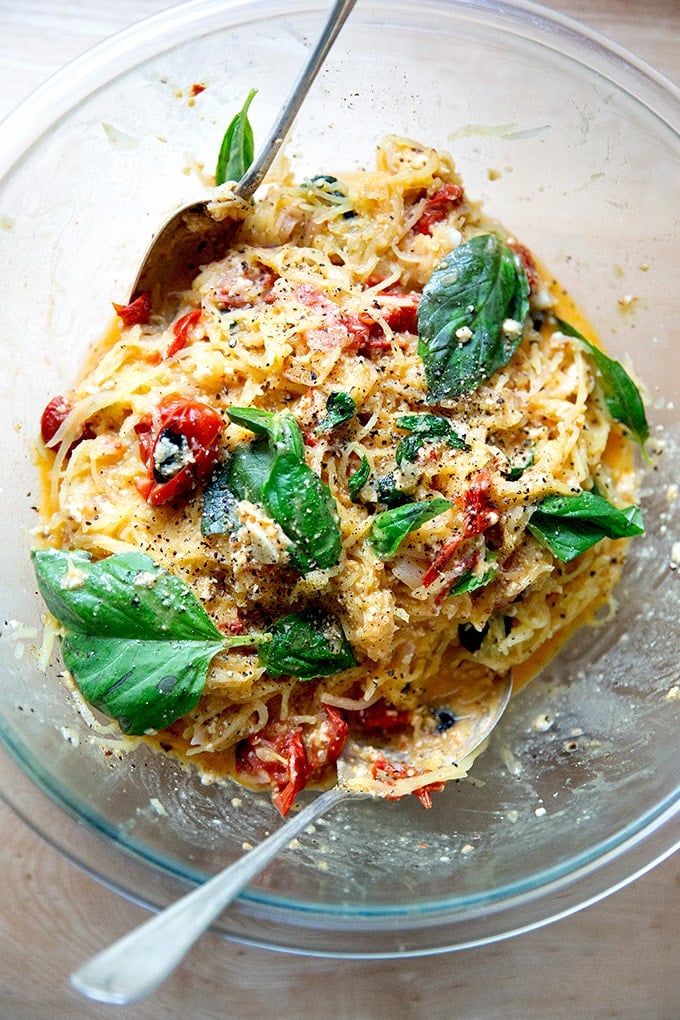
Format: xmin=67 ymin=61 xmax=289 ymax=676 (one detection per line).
xmin=135 ymin=397 xmax=223 ymax=506
xmin=40 ymin=395 xmax=72 ymax=448
xmin=236 ymin=707 xmax=348 ymax=816
xmin=112 ymin=292 xmax=152 ymax=327
xmin=414 ymin=183 xmax=465 ymax=236
xmin=167 ymin=308 xmax=202 ymax=358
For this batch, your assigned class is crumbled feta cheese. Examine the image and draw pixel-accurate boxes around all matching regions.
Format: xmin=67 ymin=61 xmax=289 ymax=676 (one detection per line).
xmin=502 ymin=318 xmax=522 ymax=338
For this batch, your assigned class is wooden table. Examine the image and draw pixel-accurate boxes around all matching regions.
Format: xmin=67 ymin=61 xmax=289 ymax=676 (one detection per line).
xmin=0 ymin=2 xmax=678 ymax=1017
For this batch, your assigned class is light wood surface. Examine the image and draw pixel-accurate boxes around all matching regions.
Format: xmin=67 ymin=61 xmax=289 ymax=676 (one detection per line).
xmin=0 ymin=2 xmax=678 ymax=1017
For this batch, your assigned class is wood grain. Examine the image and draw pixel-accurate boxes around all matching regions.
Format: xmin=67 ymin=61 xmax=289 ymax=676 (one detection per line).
xmin=0 ymin=2 xmax=678 ymax=1018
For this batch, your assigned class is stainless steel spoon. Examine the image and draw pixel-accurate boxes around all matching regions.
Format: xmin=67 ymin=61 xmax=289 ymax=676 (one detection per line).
xmin=70 ymin=674 xmax=512 ymax=1005
xmin=130 ymin=0 xmax=358 ymax=304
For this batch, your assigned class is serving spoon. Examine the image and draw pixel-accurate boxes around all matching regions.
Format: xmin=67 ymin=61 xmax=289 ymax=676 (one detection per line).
xmin=130 ymin=0 xmax=358 ymax=305
xmin=70 ymin=673 xmax=511 ymax=1004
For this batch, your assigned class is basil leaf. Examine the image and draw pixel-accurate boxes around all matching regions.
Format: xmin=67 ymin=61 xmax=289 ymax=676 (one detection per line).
xmin=448 ymin=566 xmax=497 ymax=596
xmin=503 ymin=443 xmax=536 ymax=481
xmin=224 ymin=439 xmax=276 ymax=504
xmin=370 ymin=498 xmax=453 ymax=559
xmin=347 ymin=454 xmax=370 ymax=501
xmin=262 ymin=453 xmax=342 ymax=572
xmin=215 ymin=88 xmax=257 ymax=186
xmin=258 ymin=609 xmax=356 ymax=679
xmin=314 ymin=391 xmax=356 ymax=433
xmin=374 ymin=472 xmax=413 ymax=508
xmin=555 ymin=317 xmax=649 ymax=452
xmin=31 ymin=549 xmax=256 ymax=734
xmin=227 ymin=406 xmax=304 ymax=459
xmin=226 ymin=407 xmax=342 ymax=573
xmin=395 ymin=413 xmax=467 ymax=465
xmin=527 ymin=491 xmax=644 ymax=562
xmin=201 ymin=461 xmax=241 ymax=536
xmin=417 ymin=234 xmax=530 ymax=400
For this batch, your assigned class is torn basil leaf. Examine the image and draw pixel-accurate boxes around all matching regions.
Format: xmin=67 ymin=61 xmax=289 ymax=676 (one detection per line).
xmin=417 ymin=234 xmax=530 ymax=400
xmin=262 ymin=453 xmax=342 ymax=572
xmin=395 ymin=413 xmax=468 ymax=465
xmin=503 ymin=443 xmax=536 ymax=481
xmin=31 ymin=549 xmax=256 ymax=734
xmin=227 ymin=406 xmax=303 ymax=459
xmin=555 ymin=316 xmax=649 ymax=453
xmin=215 ymin=88 xmax=257 ymax=186
xmin=370 ymin=498 xmax=453 ymax=559
xmin=224 ymin=439 xmax=276 ymax=505
xmin=449 ymin=562 xmax=498 ymax=595
xmin=314 ymin=391 xmax=356 ymax=433
xmin=374 ymin=472 xmax=413 ymax=508
xmin=226 ymin=406 xmax=342 ymax=573
xmin=347 ymin=454 xmax=370 ymax=501
xmin=527 ymin=491 xmax=644 ymax=562
xmin=258 ymin=609 xmax=356 ymax=679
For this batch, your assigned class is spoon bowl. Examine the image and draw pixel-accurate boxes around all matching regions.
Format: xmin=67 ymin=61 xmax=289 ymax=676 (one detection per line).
xmin=130 ymin=0 xmax=358 ymax=306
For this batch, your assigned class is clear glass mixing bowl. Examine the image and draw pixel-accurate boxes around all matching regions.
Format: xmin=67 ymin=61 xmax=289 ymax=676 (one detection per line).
xmin=0 ymin=0 xmax=678 ymax=956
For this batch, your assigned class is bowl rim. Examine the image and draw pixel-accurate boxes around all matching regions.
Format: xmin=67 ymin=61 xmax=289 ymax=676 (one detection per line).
xmin=1 ymin=0 xmax=678 ymax=958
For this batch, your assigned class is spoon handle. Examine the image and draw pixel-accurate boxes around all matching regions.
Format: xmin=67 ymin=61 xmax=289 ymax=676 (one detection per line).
xmin=70 ymin=786 xmax=350 ymax=1005
xmin=236 ymin=0 xmax=358 ymax=199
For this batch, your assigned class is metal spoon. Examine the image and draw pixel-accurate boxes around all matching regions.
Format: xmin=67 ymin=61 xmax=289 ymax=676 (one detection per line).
xmin=130 ymin=0 xmax=358 ymax=306
xmin=70 ymin=674 xmax=511 ymax=1005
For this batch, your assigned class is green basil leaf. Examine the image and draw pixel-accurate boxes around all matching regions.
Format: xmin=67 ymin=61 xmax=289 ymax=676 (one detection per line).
xmin=347 ymin=454 xmax=370 ymax=501
xmin=448 ymin=566 xmax=497 ymax=596
xmin=227 ymin=406 xmax=304 ymax=460
xmin=555 ymin=317 xmax=649 ymax=452
xmin=262 ymin=453 xmax=342 ymax=572
xmin=215 ymin=88 xmax=257 ymax=186
xmin=314 ymin=391 xmax=356 ymax=433
xmin=61 ymin=633 xmax=221 ymax=735
xmin=31 ymin=549 xmax=256 ymax=734
xmin=503 ymin=443 xmax=536 ymax=481
xmin=395 ymin=413 xmax=468 ymax=465
xmin=224 ymin=438 xmax=276 ymax=505
xmin=201 ymin=461 xmax=241 ymax=536
xmin=258 ymin=609 xmax=356 ymax=679
xmin=527 ymin=491 xmax=644 ymax=562
xmin=417 ymin=234 xmax=530 ymax=400
xmin=374 ymin=472 xmax=413 ymax=508
xmin=370 ymin=498 xmax=453 ymax=559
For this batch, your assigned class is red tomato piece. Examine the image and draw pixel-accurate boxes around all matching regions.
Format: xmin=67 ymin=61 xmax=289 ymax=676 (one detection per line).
xmin=167 ymin=308 xmax=202 ymax=357
xmin=508 ymin=241 xmax=539 ymax=295
xmin=355 ymin=700 xmax=412 ymax=730
xmin=40 ymin=395 xmax=71 ymax=448
xmin=112 ymin=292 xmax=152 ymax=327
xmin=422 ymin=470 xmax=498 ymax=588
xmin=306 ymin=706 xmax=349 ymax=773
xmin=378 ymin=292 xmax=420 ymax=335
xmin=462 ymin=468 xmax=497 ymax=537
xmin=414 ymin=183 xmax=465 ymax=236
xmin=371 ymin=758 xmax=445 ymax=808
xmin=135 ymin=397 xmax=223 ymax=506
xmin=236 ymin=707 xmax=349 ymax=816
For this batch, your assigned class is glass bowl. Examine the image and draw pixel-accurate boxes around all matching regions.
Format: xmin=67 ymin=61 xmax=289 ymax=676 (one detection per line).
xmin=0 ymin=0 xmax=679 ymax=957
